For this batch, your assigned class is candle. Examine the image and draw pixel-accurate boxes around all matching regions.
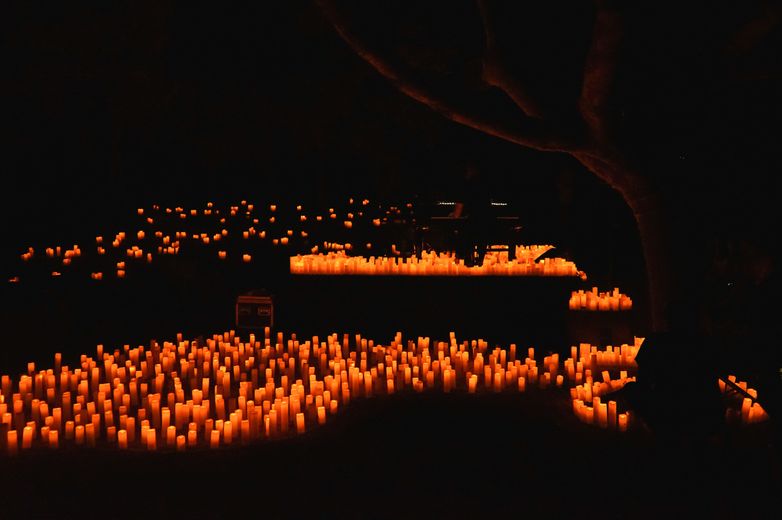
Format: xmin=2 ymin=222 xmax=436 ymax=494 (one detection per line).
xmin=224 ymin=421 xmax=233 ymax=445
xmin=618 ymin=413 xmax=628 ymax=432
xmin=289 ymin=250 xmax=583 ymax=277
xmin=22 ymin=426 xmax=33 ymax=449
xmin=48 ymin=429 xmax=59 ymax=449
xmin=608 ymin=400 xmax=617 ymax=429
xmin=6 ymin=430 xmax=18 ymax=455
xmin=2 ymin=325 xmax=648 ymax=457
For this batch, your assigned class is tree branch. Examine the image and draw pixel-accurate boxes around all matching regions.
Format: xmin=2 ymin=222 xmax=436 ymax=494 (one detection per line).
xmin=475 ymin=0 xmax=547 ymax=119
xmin=316 ymin=0 xmax=588 ymax=154
xmin=726 ymin=1 xmax=782 ymax=57
xmin=579 ymin=0 xmax=624 ymax=140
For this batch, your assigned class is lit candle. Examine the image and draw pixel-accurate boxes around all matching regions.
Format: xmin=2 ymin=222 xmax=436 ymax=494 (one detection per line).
xmin=6 ymin=430 xmax=18 ymax=455
xmin=22 ymin=426 xmax=33 ymax=449
xmin=607 ymin=400 xmax=617 ymax=429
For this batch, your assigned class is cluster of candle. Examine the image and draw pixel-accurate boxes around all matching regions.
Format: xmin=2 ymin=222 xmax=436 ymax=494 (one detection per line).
xmin=569 ymin=287 xmax=633 ymax=311
xmin=514 ymin=245 xmax=554 ymax=263
xmin=290 ymin=250 xmax=586 ymax=277
xmin=1 ymin=328 xmax=641 ymax=456
xmin=9 ymin=198 xmax=594 ymax=286
xmin=563 ymin=339 xmax=642 ymax=429
xmin=9 ymin=197 xmax=407 ymax=283
xmin=718 ymin=375 xmax=769 ymax=425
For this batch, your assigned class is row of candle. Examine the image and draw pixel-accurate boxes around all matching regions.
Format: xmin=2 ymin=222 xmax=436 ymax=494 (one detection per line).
xmin=290 ymin=251 xmax=586 ymax=277
xmin=10 ymin=197 xmax=406 ymax=282
xmin=569 ymin=287 xmax=633 ymax=311
xmin=563 ymin=339 xmax=641 ymax=430
xmin=1 ymin=328 xmax=638 ymax=456
xmin=718 ymin=376 xmax=769 ymax=424
xmin=11 ymin=198 xmax=592 ymax=286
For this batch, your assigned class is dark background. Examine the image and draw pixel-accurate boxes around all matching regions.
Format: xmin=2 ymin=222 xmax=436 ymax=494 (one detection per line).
xmin=0 ymin=0 xmax=648 ymax=375
xmin=1 ymin=0 xmax=642 ymax=271
xmin=0 ymin=2 xmax=778 ymax=517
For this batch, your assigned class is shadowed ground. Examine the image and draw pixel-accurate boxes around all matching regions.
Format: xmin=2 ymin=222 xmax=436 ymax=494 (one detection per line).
xmin=0 ymin=390 xmax=776 ymax=519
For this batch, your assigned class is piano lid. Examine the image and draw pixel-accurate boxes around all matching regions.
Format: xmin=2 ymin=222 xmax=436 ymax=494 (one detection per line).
xmin=430 ymin=200 xmax=519 ymax=220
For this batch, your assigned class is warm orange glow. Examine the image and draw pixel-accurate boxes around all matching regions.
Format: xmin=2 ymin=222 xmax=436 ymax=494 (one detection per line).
xmin=290 ymin=251 xmax=584 ymax=276
xmin=514 ymin=245 xmax=554 ymax=262
xmin=1 ymin=328 xmax=642 ymax=455
xmin=719 ymin=375 xmax=770 ymax=424
xmin=569 ymin=287 xmax=632 ymax=311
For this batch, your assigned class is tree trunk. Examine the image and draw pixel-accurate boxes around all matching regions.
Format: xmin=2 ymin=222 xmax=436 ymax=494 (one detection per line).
xmin=571 ymin=153 xmax=676 ymax=332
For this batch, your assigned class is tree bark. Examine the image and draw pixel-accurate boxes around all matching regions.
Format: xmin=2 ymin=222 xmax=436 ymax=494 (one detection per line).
xmin=571 ymin=152 xmax=671 ymax=331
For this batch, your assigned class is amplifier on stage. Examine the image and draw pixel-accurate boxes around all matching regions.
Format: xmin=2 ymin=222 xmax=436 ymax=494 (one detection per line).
xmin=235 ymin=291 xmax=274 ymax=330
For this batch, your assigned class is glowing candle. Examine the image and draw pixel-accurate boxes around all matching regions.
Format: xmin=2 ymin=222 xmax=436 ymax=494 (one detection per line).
xmin=48 ymin=429 xmax=59 ymax=449
xmin=741 ymin=398 xmax=752 ymax=422
xmin=146 ymin=428 xmax=156 ymax=450
xmin=493 ymin=372 xmax=503 ymax=393
xmin=608 ymin=401 xmax=617 ymax=429
xmin=6 ymin=430 xmax=18 ymax=455
xmin=22 ymin=426 xmax=33 ymax=449
xmin=223 ymin=421 xmax=233 ymax=445
xmin=125 ymin=417 xmax=136 ymax=444
xmin=613 ymin=412 xmax=628 ymax=432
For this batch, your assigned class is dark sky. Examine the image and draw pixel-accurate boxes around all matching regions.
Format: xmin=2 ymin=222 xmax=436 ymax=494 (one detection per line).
xmin=3 ymin=1 xmax=634 ymax=254
xmin=10 ymin=0 xmax=777 ymax=289
xmin=3 ymin=2 xmax=594 ymax=241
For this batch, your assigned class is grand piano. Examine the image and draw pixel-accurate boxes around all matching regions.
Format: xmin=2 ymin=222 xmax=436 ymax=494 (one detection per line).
xmin=412 ymin=199 xmax=523 ymax=255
